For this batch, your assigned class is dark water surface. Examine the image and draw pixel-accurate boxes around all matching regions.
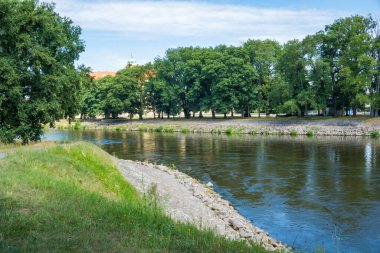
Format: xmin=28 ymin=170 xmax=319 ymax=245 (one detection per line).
xmin=44 ymin=130 xmax=380 ymax=252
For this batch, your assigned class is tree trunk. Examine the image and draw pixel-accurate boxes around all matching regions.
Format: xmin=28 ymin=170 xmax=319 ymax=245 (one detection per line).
xmin=244 ymin=108 xmax=250 ymax=117
xmin=305 ymin=105 xmax=308 ymax=117
xmin=212 ymin=110 xmax=216 ymax=119
xmin=224 ymin=113 xmax=227 ymax=119
xmin=167 ymin=113 xmax=170 ymax=119
xmin=184 ymin=109 xmax=191 ymax=119
xmin=353 ymin=107 xmax=357 ymax=117
xmin=231 ymin=109 xmax=234 ymax=118
xmin=193 ymin=112 xmax=195 ymax=118
xmin=333 ymin=97 xmax=338 ymax=117
xmin=199 ymin=111 xmax=203 ymax=118
xmin=138 ymin=112 xmax=143 ymax=120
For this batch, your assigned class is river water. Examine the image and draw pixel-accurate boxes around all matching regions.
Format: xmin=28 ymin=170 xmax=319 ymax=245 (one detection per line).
xmin=43 ymin=130 xmax=380 ymax=252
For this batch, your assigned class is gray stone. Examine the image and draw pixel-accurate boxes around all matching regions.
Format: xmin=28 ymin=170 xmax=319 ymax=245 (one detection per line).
xmin=229 ymin=218 xmax=244 ymax=230
xmin=239 ymin=228 xmax=252 ymax=238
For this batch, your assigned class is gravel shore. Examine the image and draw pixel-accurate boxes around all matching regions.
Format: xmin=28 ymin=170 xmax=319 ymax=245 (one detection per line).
xmin=114 ymin=157 xmax=290 ymax=252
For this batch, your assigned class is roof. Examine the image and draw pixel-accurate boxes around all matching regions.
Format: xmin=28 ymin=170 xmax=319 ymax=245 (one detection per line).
xmin=90 ymin=71 xmax=116 ymax=80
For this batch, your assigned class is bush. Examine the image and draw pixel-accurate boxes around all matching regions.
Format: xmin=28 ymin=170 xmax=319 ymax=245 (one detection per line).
xmin=73 ymin=120 xmax=81 ymax=130
xmin=154 ymin=126 xmax=164 ymax=133
xmin=306 ymin=130 xmax=314 ymax=137
xmin=369 ymin=130 xmax=379 ymax=138
xmin=139 ymin=127 xmax=148 ymax=132
xmin=225 ymin=127 xmax=234 ymax=135
xmin=289 ymin=129 xmax=297 ymax=136
xmin=181 ymin=128 xmax=190 ymax=134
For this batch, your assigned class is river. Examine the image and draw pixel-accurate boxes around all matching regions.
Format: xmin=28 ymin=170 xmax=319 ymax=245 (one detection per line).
xmin=43 ymin=130 xmax=380 ymax=252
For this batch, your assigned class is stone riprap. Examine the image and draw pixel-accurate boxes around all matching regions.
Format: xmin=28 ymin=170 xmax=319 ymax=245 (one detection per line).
xmin=114 ymin=158 xmax=290 ymax=252
xmin=84 ymin=118 xmax=380 ymax=137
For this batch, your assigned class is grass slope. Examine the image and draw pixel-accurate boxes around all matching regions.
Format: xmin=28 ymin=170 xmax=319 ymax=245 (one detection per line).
xmin=0 ymin=142 xmax=269 ymax=253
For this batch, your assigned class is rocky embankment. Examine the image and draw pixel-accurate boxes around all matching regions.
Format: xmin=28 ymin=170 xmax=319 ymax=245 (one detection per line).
xmin=85 ymin=118 xmax=380 ymax=136
xmin=114 ymin=158 xmax=290 ymax=252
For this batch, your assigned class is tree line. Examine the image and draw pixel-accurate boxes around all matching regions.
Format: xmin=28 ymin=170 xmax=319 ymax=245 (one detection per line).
xmin=81 ymin=15 xmax=380 ymax=120
xmin=1 ymin=0 xmax=379 ymax=143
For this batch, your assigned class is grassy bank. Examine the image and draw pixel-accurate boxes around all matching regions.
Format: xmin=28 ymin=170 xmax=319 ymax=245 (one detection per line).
xmin=0 ymin=142 xmax=269 ymax=252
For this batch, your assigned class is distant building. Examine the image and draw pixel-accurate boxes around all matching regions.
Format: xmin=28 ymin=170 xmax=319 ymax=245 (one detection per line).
xmin=90 ymin=71 xmax=116 ymax=80
xmin=127 ymin=54 xmax=138 ymax=68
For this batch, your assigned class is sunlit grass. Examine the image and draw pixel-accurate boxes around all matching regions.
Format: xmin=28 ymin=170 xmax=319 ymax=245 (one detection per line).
xmin=0 ymin=142 xmax=268 ymax=252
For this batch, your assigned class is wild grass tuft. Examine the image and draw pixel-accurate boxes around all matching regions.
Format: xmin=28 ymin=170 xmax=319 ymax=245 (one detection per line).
xmin=181 ymin=128 xmax=190 ymax=134
xmin=306 ymin=130 xmax=314 ymax=137
xmin=369 ymin=130 xmax=379 ymax=138
xmin=73 ymin=120 xmax=81 ymax=130
xmin=225 ymin=127 xmax=234 ymax=135
xmin=289 ymin=129 xmax=298 ymax=136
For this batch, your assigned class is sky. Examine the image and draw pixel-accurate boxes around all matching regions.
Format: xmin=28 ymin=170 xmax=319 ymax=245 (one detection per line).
xmin=52 ymin=0 xmax=380 ymax=71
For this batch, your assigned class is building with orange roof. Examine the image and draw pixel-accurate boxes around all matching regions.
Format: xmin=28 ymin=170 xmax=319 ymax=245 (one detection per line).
xmin=90 ymin=71 xmax=116 ymax=80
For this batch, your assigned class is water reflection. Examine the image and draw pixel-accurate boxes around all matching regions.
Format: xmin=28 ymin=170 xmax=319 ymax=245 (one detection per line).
xmin=43 ymin=130 xmax=380 ymax=253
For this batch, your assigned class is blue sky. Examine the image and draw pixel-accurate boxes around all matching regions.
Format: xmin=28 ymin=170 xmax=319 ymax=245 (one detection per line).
xmin=53 ymin=0 xmax=380 ymax=71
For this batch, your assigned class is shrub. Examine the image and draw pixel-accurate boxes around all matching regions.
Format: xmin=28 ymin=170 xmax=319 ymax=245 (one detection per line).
xmin=225 ymin=127 xmax=234 ymax=135
xmin=154 ymin=126 xmax=164 ymax=133
xmin=306 ymin=130 xmax=314 ymax=137
xmin=139 ymin=127 xmax=148 ymax=132
xmin=289 ymin=129 xmax=297 ymax=136
xmin=73 ymin=120 xmax=81 ymax=130
xmin=181 ymin=128 xmax=190 ymax=134
xmin=369 ymin=130 xmax=379 ymax=138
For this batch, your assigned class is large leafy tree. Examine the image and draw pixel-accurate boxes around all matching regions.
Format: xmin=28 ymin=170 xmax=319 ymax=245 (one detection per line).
xmin=277 ymin=40 xmax=314 ymax=116
xmin=371 ymin=21 xmax=380 ymax=117
xmin=317 ymin=15 xmax=375 ymax=116
xmin=243 ymin=39 xmax=281 ymax=117
xmin=0 ymin=0 xmax=84 ymax=143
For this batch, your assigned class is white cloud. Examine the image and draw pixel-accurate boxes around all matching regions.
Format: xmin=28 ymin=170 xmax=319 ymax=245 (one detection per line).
xmin=54 ymin=0 xmax=348 ymax=43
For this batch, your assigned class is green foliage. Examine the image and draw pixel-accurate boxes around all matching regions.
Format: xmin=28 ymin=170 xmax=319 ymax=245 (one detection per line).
xmin=0 ymin=143 xmax=267 ymax=252
xmin=369 ymin=130 xmax=380 ymax=138
xmin=282 ymin=99 xmax=300 ymax=116
xmin=77 ymin=15 xmax=380 ymax=120
xmin=289 ymin=130 xmax=298 ymax=136
xmin=225 ymin=127 xmax=234 ymax=135
xmin=73 ymin=120 xmax=81 ymax=130
xmin=0 ymin=0 xmax=84 ymax=143
xmin=306 ymin=130 xmax=314 ymax=137
xmin=181 ymin=128 xmax=190 ymax=133
xmin=139 ymin=126 xmax=148 ymax=132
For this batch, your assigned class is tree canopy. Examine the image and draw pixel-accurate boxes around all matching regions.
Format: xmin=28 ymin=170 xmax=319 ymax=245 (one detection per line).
xmin=81 ymin=15 xmax=379 ymax=120
xmin=0 ymin=0 xmax=84 ymax=143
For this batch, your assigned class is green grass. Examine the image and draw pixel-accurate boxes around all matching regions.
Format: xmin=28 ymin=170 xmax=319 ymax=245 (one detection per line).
xmin=181 ymin=128 xmax=190 ymax=134
xmin=225 ymin=127 xmax=234 ymax=135
xmin=369 ymin=130 xmax=380 ymax=138
xmin=0 ymin=143 xmax=268 ymax=253
xmin=289 ymin=130 xmax=298 ymax=136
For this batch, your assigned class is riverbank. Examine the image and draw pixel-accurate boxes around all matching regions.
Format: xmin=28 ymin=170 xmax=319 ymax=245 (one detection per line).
xmin=0 ymin=142 xmax=281 ymax=252
xmin=68 ymin=117 xmax=380 ymax=137
xmin=114 ymin=158 xmax=289 ymax=252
